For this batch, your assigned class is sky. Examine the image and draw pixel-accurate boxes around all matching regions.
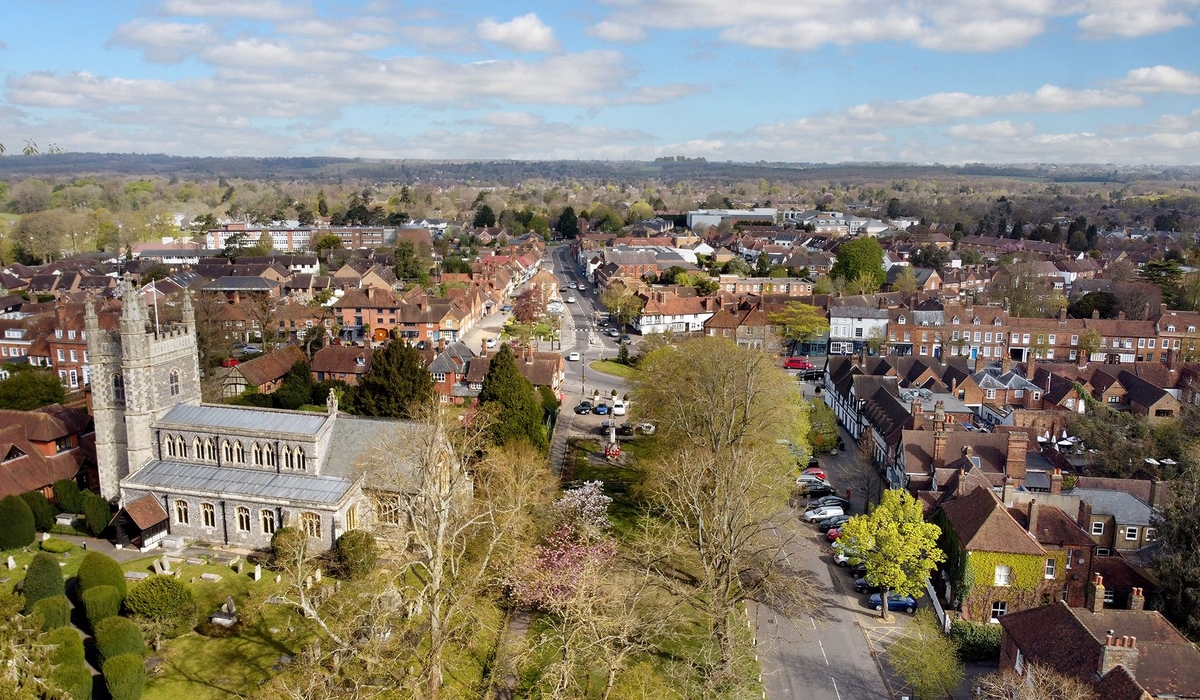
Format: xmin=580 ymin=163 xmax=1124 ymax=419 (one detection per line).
xmin=1 ymin=0 xmax=1199 ymax=164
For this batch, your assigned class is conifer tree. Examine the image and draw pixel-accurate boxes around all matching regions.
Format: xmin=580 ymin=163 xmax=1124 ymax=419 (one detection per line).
xmin=477 ymin=344 xmax=547 ymax=450
xmin=354 ymin=340 xmax=433 ymax=418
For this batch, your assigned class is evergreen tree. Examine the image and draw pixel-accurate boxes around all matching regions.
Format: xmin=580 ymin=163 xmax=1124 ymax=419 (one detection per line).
xmin=477 ymin=344 xmax=547 ymax=450
xmin=472 ymin=204 xmax=496 ymax=228
xmin=755 ymin=252 xmax=771 ymax=277
xmin=557 ymin=206 xmax=580 ymax=239
xmin=0 ymin=494 xmax=36 ymax=549
xmin=21 ymin=552 xmax=64 ymax=613
xmin=273 ymin=360 xmax=314 ymax=410
xmin=354 ymin=341 xmax=433 ymax=418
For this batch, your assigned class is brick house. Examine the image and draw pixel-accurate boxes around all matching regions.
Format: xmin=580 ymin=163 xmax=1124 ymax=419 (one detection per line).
xmin=222 ymin=345 xmax=306 ymax=398
xmin=311 ymin=346 xmax=374 ymax=385
xmin=0 ymin=404 xmax=97 ymax=497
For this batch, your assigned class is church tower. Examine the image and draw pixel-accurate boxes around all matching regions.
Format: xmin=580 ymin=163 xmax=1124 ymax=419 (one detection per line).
xmin=87 ymin=288 xmax=202 ymax=498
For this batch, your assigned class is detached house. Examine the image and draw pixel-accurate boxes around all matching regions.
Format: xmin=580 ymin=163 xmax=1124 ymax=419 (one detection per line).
xmin=634 ymin=290 xmax=717 ymax=335
xmin=311 ymin=346 xmax=374 ymax=385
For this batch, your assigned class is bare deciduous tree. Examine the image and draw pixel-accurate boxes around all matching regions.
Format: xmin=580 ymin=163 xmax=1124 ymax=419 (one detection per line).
xmin=974 ymin=662 xmax=1097 ymax=700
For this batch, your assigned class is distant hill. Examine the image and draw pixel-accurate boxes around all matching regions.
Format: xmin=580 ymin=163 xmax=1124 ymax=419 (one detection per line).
xmin=0 ymin=152 xmax=1195 ymax=184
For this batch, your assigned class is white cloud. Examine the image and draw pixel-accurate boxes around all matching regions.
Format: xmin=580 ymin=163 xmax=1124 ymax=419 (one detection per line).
xmin=477 ymin=13 xmax=560 ymax=53
xmin=946 ymin=121 xmax=1036 ymax=141
xmin=108 ymin=20 xmax=218 ymax=63
xmin=159 ymin=0 xmax=309 ymax=21
xmin=585 ymin=20 xmax=647 ymax=43
xmin=1077 ymin=3 xmax=1194 ymax=38
xmin=1118 ymin=65 xmax=1200 ymax=94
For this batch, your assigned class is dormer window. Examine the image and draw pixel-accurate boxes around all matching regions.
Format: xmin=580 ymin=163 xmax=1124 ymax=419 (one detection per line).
xmin=951 ymin=316 xmax=960 ymax=324
xmin=3 ymin=445 xmax=26 ymax=462
xmin=55 ymin=330 xmax=63 ymax=338
xmin=993 ymin=318 xmax=1002 ymax=326
xmin=1189 ymin=326 xmax=1196 ymax=333
xmin=897 ymin=316 xmax=906 ymax=325
xmin=356 ymin=357 xmax=365 ymax=366
xmin=67 ymin=330 xmax=76 ymax=340
xmin=973 ymin=318 xmax=981 ymax=325
xmin=1168 ymin=325 xmax=1176 ymax=332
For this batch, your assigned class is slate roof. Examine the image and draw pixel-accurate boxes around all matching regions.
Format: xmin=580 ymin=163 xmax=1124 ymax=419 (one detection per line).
xmin=938 ymin=485 xmax=1045 ymax=555
xmin=125 ymin=459 xmax=353 ymax=505
xmin=1067 ymin=488 xmax=1155 ymax=526
xmin=203 ymin=276 xmax=280 ymax=291
xmin=158 ymin=403 xmax=330 ymax=437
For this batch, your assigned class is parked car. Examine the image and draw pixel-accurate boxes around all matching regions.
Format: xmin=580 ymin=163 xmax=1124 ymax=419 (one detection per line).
xmin=567 ymin=296 xmax=577 ymax=303
xmin=594 ymin=403 xmax=610 ymax=415
xmin=826 ymin=528 xmax=842 ymax=541
xmin=847 ymin=562 xmax=868 ymax=578
xmin=567 ymin=352 xmax=581 ymax=361
xmin=803 ymin=505 xmax=844 ymax=522
xmin=637 ymin=422 xmax=656 ymax=435
xmin=800 ymin=483 xmax=835 ymax=498
xmin=619 ymin=334 xmax=631 ymax=343
xmin=784 ymin=357 xmax=815 ymax=370
xmin=486 ymin=337 xmax=498 ymax=349
xmin=854 ymin=577 xmax=882 ymax=594
xmin=607 ymin=329 xmax=620 ymax=337
xmin=569 ymin=282 xmax=577 ymax=289
xmin=810 ymin=495 xmax=850 ymax=510
xmin=802 ymin=468 xmax=827 ymax=481
xmin=868 ymin=593 xmax=917 ymax=613
xmin=574 ymin=401 xmax=594 ymax=415
xmin=807 ymin=456 xmax=821 ymax=469
xmin=618 ymin=422 xmax=635 ymax=436
xmin=501 ymin=304 xmax=512 ymax=312
xmin=578 ymin=285 xmax=587 ymax=292
xmin=832 ymin=543 xmax=861 ymax=567
xmin=612 ymin=399 xmax=626 ymax=415
xmin=221 ymin=358 xmax=240 ymax=368
xmin=796 ymin=473 xmax=831 ymax=488
xmin=817 ymin=514 xmax=851 ymax=532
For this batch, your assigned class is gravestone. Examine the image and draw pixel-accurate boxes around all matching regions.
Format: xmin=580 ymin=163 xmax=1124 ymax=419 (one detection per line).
xmin=223 ymin=596 xmax=236 ymax=615
xmin=186 ymin=558 xmax=204 ymax=566
xmin=253 ymin=564 xmax=261 ymax=581
xmin=304 ymin=576 xmax=312 ymax=590
xmin=314 ymin=569 xmax=321 ymax=583
xmin=209 ymin=610 xmax=238 ymax=628
xmin=42 ymin=532 xmax=51 ymax=541
xmin=152 ymin=560 xmax=163 ymax=575
xmin=200 ymin=572 xmax=223 ymax=582
xmin=236 ymin=560 xmax=244 ymax=575
xmin=160 ymin=555 xmax=172 ymax=573
xmin=230 ymin=556 xmax=240 ymax=569
xmin=6 ymin=556 xmax=15 ymax=570
xmin=274 ymin=574 xmax=282 ymax=584
xmin=125 ymin=571 xmax=150 ymax=581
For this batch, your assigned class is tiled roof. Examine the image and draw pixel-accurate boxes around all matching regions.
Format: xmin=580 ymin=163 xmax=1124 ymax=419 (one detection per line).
xmin=1007 ymin=501 xmax=1094 ymax=547
xmin=938 ymin=485 xmax=1045 ymax=555
xmin=122 ymin=494 xmax=168 ymax=530
xmin=235 ymin=345 xmax=306 ymax=388
xmin=311 ymin=346 xmax=374 ymax=376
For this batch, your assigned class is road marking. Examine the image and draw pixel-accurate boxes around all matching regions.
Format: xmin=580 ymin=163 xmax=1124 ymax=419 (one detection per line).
xmin=819 ymin=640 xmax=829 ymax=665
xmin=810 ymin=616 xmax=817 ymax=630
xmin=831 ymin=677 xmax=842 ymax=700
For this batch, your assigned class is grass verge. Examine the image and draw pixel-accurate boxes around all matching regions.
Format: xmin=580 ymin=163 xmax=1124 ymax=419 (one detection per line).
xmin=587 ymin=360 xmax=637 ymax=379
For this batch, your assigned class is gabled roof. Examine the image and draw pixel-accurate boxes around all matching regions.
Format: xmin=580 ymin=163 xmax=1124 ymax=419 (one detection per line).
xmin=1007 ymin=501 xmax=1094 ymax=548
xmin=938 ymin=485 xmax=1045 ymax=555
xmin=122 ymin=494 xmax=169 ymax=530
xmin=234 ymin=345 xmax=306 ymax=388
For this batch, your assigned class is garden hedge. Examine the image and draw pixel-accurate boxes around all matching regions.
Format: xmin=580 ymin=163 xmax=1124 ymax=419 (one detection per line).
xmin=83 ymin=585 xmax=122 ymax=631
xmin=76 ymin=551 xmax=126 ymax=600
xmin=46 ymin=625 xmax=86 ymax=667
xmin=950 ymin=619 xmax=1003 ymax=661
xmin=50 ymin=659 xmax=93 ymax=700
xmin=94 ymin=616 xmax=145 ymax=667
xmin=0 ymin=494 xmax=36 ymax=550
xmin=124 ymin=574 xmax=196 ymax=637
xmin=103 ymin=652 xmax=146 ymax=700
xmin=40 ymin=537 xmax=74 ymax=553
xmin=336 ymin=529 xmax=379 ymax=580
xmin=20 ymin=490 xmax=57 ymax=531
xmin=22 ymin=552 xmax=65 ymax=613
xmin=82 ymin=493 xmax=112 ymax=537
xmin=32 ymin=595 xmax=72 ymax=631
xmin=52 ymin=479 xmax=84 ymax=513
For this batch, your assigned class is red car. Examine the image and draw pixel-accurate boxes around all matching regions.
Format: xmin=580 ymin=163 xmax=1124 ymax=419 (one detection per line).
xmin=803 ymin=469 xmax=827 ymax=481
xmin=827 ymin=528 xmax=842 ymax=541
xmin=784 ymin=357 xmax=815 ymax=370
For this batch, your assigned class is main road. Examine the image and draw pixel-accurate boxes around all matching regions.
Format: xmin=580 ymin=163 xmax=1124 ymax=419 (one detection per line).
xmin=546 ymin=244 xmax=626 ymax=405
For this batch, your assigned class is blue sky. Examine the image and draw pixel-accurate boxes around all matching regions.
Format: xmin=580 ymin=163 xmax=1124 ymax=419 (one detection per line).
xmin=1 ymin=0 xmax=1199 ymax=163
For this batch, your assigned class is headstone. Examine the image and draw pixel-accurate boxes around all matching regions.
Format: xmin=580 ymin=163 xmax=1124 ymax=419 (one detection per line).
xmin=160 ymin=555 xmax=172 ymax=573
xmin=200 ymin=572 xmax=223 ymax=582
xmin=236 ymin=561 xmax=244 ymax=575
xmin=152 ymin=560 xmax=164 ymax=575
xmin=209 ymin=610 xmax=238 ymax=628
xmin=304 ymin=576 xmax=312 ymax=590
xmin=173 ymin=569 xmax=181 ymax=579
xmin=253 ymin=564 xmax=261 ymax=581
xmin=125 ymin=571 xmax=150 ymax=581
xmin=230 ymin=556 xmax=240 ymax=569
xmin=6 ymin=556 xmax=14 ymax=570
xmin=42 ymin=532 xmax=51 ymax=541
xmin=274 ymin=574 xmax=282 ymax=584
xmin=186 ymin=558 xmax=204 ymax=566
xmin=314 ymin=569 xmax=321 ymax=583
xmin=55 ymin=513 xmax=76 ymax=527
xmin=224 ymin=596 xmax=237 ymax=615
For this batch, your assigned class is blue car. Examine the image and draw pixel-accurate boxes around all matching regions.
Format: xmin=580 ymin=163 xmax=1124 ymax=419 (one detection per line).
xmin=594 ymin=403 xmax=610 ymax=415
xmin=868 ymin=592 xmax=917 ymax=613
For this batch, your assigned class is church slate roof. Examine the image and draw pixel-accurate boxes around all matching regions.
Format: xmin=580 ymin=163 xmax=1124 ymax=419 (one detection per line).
xmin=159 ymin=404 xmax=330 ymax=437
xmin=125 ymin=459 xmax=353 ymax=505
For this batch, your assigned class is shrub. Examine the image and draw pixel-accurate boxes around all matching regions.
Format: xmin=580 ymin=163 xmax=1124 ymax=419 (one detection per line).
xmin=21 ymin=490 xmax=57 ymax=531
xmin=52 ymin=479 xmax=84 ymax=513
xmin=336 ymin=529 xmax=379 ymax=580
xmin=82 ymin=493 xmax=112 ymax=537
xmin=950 ymin=619 xmax=1003 ymax=661
xmin=76 ymin=551 xmax=126 ymax=600
xmin=50 ymin=661 xmax=93 ymax=700
xmin=22 ymin=552 xmax=65 ymax=612
xmin=83 ymin=585 xmax=122 ymax=631
xmin=271 ymin=526 xmax=308 ymax=567
xmin=33 ymin=595 xmax=72 ymax=631
xmin=103 ymin=653 xmax=146 ymax=700
xmin=124 ymin=575 xmax=196 ymax=638
xmin=0 ymin=494 xmax=36 ymax=549
xmin=40 ymin=537 xmax=74 ymax=553
xmin=94 ymin=616 xmax=145 ymax=667
xmin=46 ymin=625 xmax=86 ymax=666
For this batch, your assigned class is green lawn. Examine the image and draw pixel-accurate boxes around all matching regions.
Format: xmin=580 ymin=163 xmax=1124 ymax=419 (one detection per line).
xmin=587 ymin=360 xmax=637 ymax=379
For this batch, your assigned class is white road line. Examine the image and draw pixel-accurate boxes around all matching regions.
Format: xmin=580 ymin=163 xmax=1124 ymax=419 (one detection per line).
xmin=819 ymin=640 xmax=829 ymax=666
xmin=810 ymin=616 xmax=817 ymax=630
xmin=831 ymin=677 xmax=842 ymax=700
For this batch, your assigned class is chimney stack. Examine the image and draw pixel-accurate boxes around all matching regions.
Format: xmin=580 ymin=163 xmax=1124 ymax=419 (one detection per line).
xmin=1092 ymin=309 xmax=1100 ymax=320
xmin=1006 ymin=430 xmax=1028 ymax=483
xmin=1118 ymin=310 xmax=1126 ymax=320
xmin=933 ymin=431 xmax=948 ymax=471
xmin=1090 ymin=574 xmax=1106 ymax=613
xmin=1098 ymin=633 xmax=1139 ymax=677
xmin=911 ymin=397 xmax=924 ymax=429
xmin=1050 ymin=468 xmax=1063 ymax=495
xmin=933 ymin=400 xmax=946 ymax=431
xmin=1130 ymin=587 xmax=1145 ymax=611
xmin=1001 ymin=356 xmax=1013 ymax=374
xmin=1059 ymin=306 xmax=1067 ymax=322
xmin=1150 ymin=480 xmax=1168 ymax=507
xmin=1027 ymin=499 xmax=1040 ymax=539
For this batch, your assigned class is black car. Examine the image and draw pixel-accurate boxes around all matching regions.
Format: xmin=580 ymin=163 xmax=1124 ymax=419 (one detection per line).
xmin=574 ymin=401 xmax=594 ymax=415
xmin=847 ymin=562 xmax=868 ymax=578
xmin=619 ymin=334 xmax=631 ymax=343
xmin=618 ymin=422 xmax=635 ymax=436
xmin=817 ymin=515 xmax=851 ymax=532
xmin=853 ymin=577 xmax=882 ymax=594
xmin=807 ymin=456 xmax=820 ymax=470
xmin=810 ymin=495 xmax=850 ymax=509
xmin=800 ymin=483 xmax=835 ymax=498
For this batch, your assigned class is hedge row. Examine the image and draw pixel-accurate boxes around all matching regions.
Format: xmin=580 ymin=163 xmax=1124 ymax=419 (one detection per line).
xmin=950 ymin=619 xmax=1003 ymax=661
xmin=32 ymin=595 xmax=72 ymax=631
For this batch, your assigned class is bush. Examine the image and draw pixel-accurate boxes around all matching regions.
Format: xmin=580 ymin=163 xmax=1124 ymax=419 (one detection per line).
xmin=950 ymin=619 xmax=1003 ymax=661
xmin=82 ymin=493 xmax=112 ymax=537
xmin=32 ymin=595 xmax=72 ymax=631
xmin=22 ymin=552 xmax=66 ymax=612
xmin=103 ymin=653 xmax=146 ymax=700
xmin=336 ymin=529 xmax=379 ymax=580
xmin=271 ymin=526 xmax=308 ymax=566
xmin=76 ymin=551 xmax=126 ymax=600
xmin=40 ymin=537 xmax=74 ymax=553
xmin=0 ymin=494 xmax=36 ymax=549
xmin=124 ymin=575 xmax=196 ymax=638
xmin=83 ymin=585 xmax=122 ymax=631
xmin=46 ymin=625 xmax=86 ymax=667
xmin=52 ymin=479 xmax=84 ymax=513
xmin=94 ymin=616 xmax=145 ymax=667
xmin=21 ymin=490 xmax=57 ymax=531
xmin=50 ymin=661 xmax=93 ymax=700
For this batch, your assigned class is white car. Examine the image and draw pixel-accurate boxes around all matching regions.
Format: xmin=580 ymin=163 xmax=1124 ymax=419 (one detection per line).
xmin=566 ymin=295 xmax=577 ymax=303
xmin=569 ymin=282 xmax=578 ymax=289
xmin=803 ymin=505 xmax=844 ymax=522
xmin=567 ymin=352 xmax=581 ymax=361
xmin=612 ymin=399 xmax=626 ymax=415
xmin=796 ymin=473 xmax=831 ymax=487
xmin=485 ymin=337 xmax=497 ymax=349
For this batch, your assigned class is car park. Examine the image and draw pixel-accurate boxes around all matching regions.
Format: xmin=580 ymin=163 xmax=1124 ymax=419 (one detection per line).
xmin=594 ymin=403 xmax=610 ymax=415
xmin=574 ymin=401 xmax=594 ymax=415
xmin=868 ymin=593 xmax=917 ymax=613
xmin=784 ymin=357 xmax=815 ymax=370
xmin=803 ymin=505 xmax=844 ymax=522
xmin=567 ymin=352 xmax=581 ymax=361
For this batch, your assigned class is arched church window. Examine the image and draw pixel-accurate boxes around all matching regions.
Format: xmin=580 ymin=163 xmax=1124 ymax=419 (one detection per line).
xmin=222 ymin=440 xmax=232 ymax=462
xmin=112 ymin=374 xmax=125 ymax=403
xmin=284 ymin=447 xmax=294 ymax=470
xmin=201 ymin=502 xmax=216 ymax=528
xmin=264 ymin=444 xmax=276 ymax=467
xmin=169 ymin=370 xmax=180 ymax=396
xmin=204 ymin=438 xmax=216 ymax=461
xmin=174 ymin=500 xmax=189 ymax=524
xmin=175 ymin=436 xmax=186 ymax=458
xmin=192 ymin=438 xmax=201 ymax=459
xmin=236 ymin=507 xmax=250 ymax=532
xmin=252 ymin=443 xmax=262 ymax=466
xmin=296 ymin=450 xmax=306 ymax=470
xmin=301 ymin=512 xmax=321 ymax=538
xmin=234 ymin=442 xmax=244 ymax=463
xmin=165 ymin=435 xmax=176 ymax=457
xmin=260 ymin=509 xmax=276 ymax=534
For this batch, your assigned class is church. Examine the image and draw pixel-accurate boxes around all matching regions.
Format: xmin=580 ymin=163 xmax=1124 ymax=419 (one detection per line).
xmin=86 ymin=288 xmax=404 ymax=552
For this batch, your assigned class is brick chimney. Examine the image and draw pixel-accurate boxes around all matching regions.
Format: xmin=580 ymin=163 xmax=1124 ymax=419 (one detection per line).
xmin=1001 ymin=356 xmax=1013 ymax=374
xmin=1005 ymin=430 xmax=1028 ymax=482
xmin=933 ymin=400 xmax=946 ymax=431
xmin=1130 ymin=587 xmax=1145 ymax=611
xmin=1050 ymin=468 xmax=1063 ymax=495
xmin=1028 ymin=499 xmax=1040 ymax=537
xmin=1098 ymin=633 xmax=1138 ymax=677
xmin=1092 ymin=309 xmax=1100 ymax=320
xmin=933 ymin=431 xmax=948 ymax=471
xmin=1090 ymin=574 xmax=1106 ymax=613
xmin=1078 ymin=499 xmax=1092 ymax=529
xmin=1117 ymin=309 xmax=1125 ymax=320
xmin=911 ymin=397 xmax=924 ymax=429
xmin=1150 ymin=480 xmax=1168 ymax=507
xmin=1059 ymin=306 xmax=1067 ymax=322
